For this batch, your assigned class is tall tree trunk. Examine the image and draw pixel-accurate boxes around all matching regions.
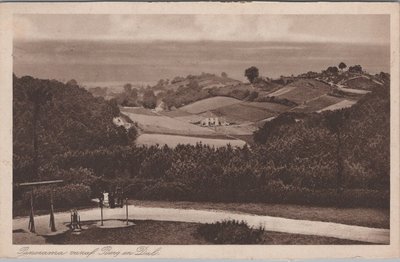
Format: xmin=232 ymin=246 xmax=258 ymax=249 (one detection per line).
xmin=32 ymin=103 xmax=40 ymax=181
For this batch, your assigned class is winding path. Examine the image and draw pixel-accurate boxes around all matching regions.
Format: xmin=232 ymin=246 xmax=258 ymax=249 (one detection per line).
xmin=13 ymin=205 xmax=389 ymax=244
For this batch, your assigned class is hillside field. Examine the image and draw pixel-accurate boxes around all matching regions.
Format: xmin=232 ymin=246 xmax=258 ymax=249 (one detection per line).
xmin=344 ymin=76 xmax=383 ymax=90
xmin=136 ymin=133 xmax=246 ymax=148
xmin=121 ymin=109 xmax=216 ymax=136
xmin=318 ymin=100 xmax=357 ymax=112
xmin=160 ymin=74 xmax=241 ymax=92
xmin=268 ymin=86 xmax=297 ymax=97
xmin=211 ymin=102 xmax=286 ymax=123
xmin=292 ymin=95 xmax=343 ymax=113
xmin=120 ymin=76 xmax=372 ymax=146
xmin=180 ymin=96 xmax=242 ymax=114
xmin=276 ymin=79 xmax=331 ymax=104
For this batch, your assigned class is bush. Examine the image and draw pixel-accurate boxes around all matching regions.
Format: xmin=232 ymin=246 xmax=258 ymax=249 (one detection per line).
xmin=247 ymin=91 xmax=259 ymax=101
xmin=254 ymin=96 xmax=298 ymax=107
xmin=59 ymin=167 xmax=98 ymax=187
xmin=22 ymin=183 xmax=91 ymax=209
xmin=254 ymin=184 xmax=389 ymax=208
xmin=197 ymin=220 xmax=265 ymax=244
xmin=139 ymin=181 xmax=191 ymax=201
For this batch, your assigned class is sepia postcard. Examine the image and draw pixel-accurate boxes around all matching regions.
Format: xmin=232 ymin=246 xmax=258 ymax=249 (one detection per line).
xmin=0 ymin=1 xmax=399 ymax=259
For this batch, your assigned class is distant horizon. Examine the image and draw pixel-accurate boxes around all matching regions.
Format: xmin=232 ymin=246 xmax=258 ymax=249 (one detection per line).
xmin=14 ymin=40 xmax=390 ymax=88
xmin=13 ymin=14 xmax=390 ymax=87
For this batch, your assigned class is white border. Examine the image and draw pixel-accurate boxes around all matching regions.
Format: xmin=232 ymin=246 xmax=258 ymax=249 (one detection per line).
xmin=0 ymin=2 xmax=399 ymax=259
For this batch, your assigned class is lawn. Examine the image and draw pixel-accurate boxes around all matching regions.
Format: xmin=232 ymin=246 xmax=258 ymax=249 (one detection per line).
xmin=45 ymin=220 xmax=368 ymax=245
xmin=128 ymin=200 xmax=389 ymax=229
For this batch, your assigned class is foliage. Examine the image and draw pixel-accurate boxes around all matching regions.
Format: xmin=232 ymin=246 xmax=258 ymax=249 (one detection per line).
xmin=244 ymin=66 xmax=259 ymax=83
xmin=254 ymin=96 xmax=298 ymax=107
xmin=325 ymin=66 xmax=339 ymax=75
xmin=88 ymin=86 xmax=108 ymax=97
xmin=209 ymin=85 xmax=250 ymax=100
xmin=348 ymin=65 xmax=363 ymax=74
xmin=339 ymin=62 xmax=347 ymax=70
xmin=163 ymin=83 xmax=211 ymax=109
xmin=197 ymin=220 xmax=265 ymax=244
xmin=142 ymin=89 xmax=157 ymax=109
xmin=254 ymin=81 xmax=390 ymax=195
xmin=22 ymin=183 xmax=91 ymax=209
xmin=13 ymin=75 xmax=137 ymax=182
xmin=247 ymin=91 xmax=259 ymax=101
xmin=50 ymin=139 xmax=389 ymax=207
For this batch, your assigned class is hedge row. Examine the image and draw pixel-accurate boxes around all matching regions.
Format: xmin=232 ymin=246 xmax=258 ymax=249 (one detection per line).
xmin=120 ymin=179 xmax=389 ymax=208
xmin=22 ymin=183 xmax=91 ymax=209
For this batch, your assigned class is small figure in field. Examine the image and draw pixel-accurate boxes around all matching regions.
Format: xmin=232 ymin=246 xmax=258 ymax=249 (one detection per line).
xmin=103 ymin=191 xmax=109 ymax=207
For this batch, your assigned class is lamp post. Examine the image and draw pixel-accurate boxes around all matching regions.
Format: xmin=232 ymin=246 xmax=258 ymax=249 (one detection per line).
xmin=49 ymin=189 xmax=56 ymax=232
xmin=100 ymin=199 xmax=104 ymax=226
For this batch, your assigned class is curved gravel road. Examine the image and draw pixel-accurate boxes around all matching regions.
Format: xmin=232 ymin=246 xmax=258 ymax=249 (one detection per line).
xmin=13 ymin=205 xmax=389 ymax=244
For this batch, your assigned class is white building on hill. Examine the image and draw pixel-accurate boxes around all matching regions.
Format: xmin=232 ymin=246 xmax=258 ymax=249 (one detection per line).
xmin=200 ymin=117 xmax=229 ymax=127
xmin=201 ymin=117 xmax=219 ymax=126
xmin=199 ymin=111 xmax=229 ymax=127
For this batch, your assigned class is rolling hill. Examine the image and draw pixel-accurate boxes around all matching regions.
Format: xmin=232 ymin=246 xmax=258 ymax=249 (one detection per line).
xmin=343 ymin=76 xmax=383 ymax=90
xmin=273 ymin=79 xmax=332 ymax=104
xmin=180 ymin=96 xmax=242 ymax=114
xmin=155 ymin=73 xmax=241 ymax=92
xmin=292 ymin=95 xmax=343 ymax=113
xmin=118 ymin=67 xmax=386 ymax=145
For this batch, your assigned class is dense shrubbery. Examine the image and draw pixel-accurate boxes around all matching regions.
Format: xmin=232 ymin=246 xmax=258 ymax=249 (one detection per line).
xmin=163 ymin=82 xmax=211 ymax=108
xmin=13 ymin=75 xmax=137 ymax=183
xmin=47 ymin=140 xmax=389 ymax=208
xmin=113 ymin=84 xmax=140 ymax=107
xmin=209 ymin=85 xmax=250 ymax=100
xmin=22 ymin=184 xmax=91 ymax=209
xmin=197 ymin=220 xmax=265 ymax=244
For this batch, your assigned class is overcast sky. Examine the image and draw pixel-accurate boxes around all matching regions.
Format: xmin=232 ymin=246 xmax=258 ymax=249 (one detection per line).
xmin=14 ymin=14 xmax=389 ymax=44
